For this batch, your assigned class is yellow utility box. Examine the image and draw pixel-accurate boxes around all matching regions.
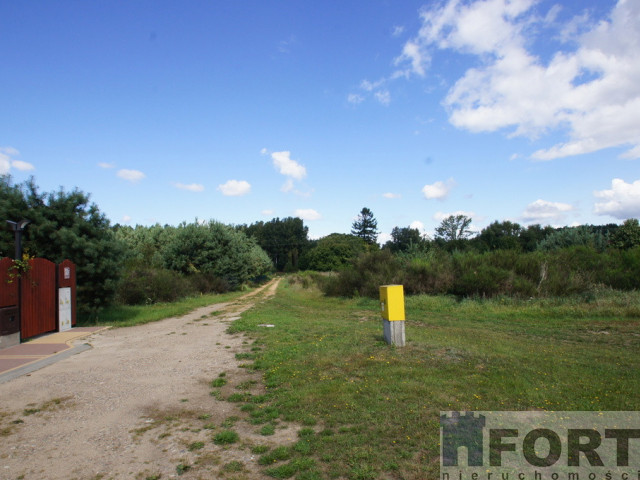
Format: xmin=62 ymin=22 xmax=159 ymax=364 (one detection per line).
xmin=380 ymin=285 xmax=405 ymax=321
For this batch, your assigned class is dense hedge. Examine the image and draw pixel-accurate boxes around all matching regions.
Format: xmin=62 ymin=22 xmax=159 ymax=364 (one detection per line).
xmin=317 ymin=246 xmax=640 ymax=299
xmin=115 ymin=221 xmax=273 ymax=305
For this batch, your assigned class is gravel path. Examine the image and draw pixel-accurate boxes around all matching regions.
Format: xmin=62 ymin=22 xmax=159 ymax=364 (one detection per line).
xmin=0 ymin=278 xmax=289 ymax=480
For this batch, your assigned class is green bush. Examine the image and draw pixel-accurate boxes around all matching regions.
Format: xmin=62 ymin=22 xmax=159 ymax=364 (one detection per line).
xmin=300 ymin=234 xmax=368 ymax=271
xmin=452 ymin=264 xmax=512 ymax=298
xmin=320 ymin=250 xmax=402 ymax=298
xmin=162 ymin=221 xmax=273 ymax=287
xmin=603 ymin=247 xmax=640 ymax=290
xmin=320 ymin=245 xmax=640 ymax=300
xmin=188 ymin=272 xmax=230 ymax=294
xmin=115 ymin=267 xmax=195 ymax=305
xmin=402 ymin=251 xmax=454 ymax=295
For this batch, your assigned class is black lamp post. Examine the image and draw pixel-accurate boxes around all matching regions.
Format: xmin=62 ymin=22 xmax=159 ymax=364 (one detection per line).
xmin=6 ymin=219 xmax=30 ymax=260
xmin=5 ymin=219 xmax=30 ymax=343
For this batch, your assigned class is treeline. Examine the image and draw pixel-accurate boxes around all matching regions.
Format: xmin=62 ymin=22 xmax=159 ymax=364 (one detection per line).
xmin=0 ymin=177 xmax=273 ymax=318
xmin=3 ymin=176 xmax=639 ymax=317
xmin=316 ymin=215 xmax=640 ymax=299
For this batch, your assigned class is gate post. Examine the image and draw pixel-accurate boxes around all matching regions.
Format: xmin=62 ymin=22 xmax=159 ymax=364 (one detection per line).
xmin=0 ymin=257 xmax=20 ymax=348
xmin=57 ymin=260 xmax=76 ymax=330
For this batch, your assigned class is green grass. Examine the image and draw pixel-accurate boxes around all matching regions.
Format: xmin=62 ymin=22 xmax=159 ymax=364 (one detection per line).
xmin=229 ymin=277 xmax=640 ymax=479
xmin=80 ymin=290 xmax=248 ymax=327
xmin=213 ymin=429 xmax=239 ymax=445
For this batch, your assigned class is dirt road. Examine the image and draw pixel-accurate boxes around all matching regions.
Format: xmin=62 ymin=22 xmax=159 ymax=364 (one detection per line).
xmin=0 ymin=278 xmax=290 ymax=480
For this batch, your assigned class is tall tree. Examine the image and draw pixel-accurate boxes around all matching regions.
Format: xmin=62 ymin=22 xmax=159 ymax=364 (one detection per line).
xmin=0 ymin=176 xmax=124 ymax=317
xmin=299 ymin=233 xmax=367 ymax=271
xmin=241 ymin=217 xmax=309 ymax=271
xmin=434 ymin=214 xmax=473 ymax=242
xmin=385 ymin=226 xmax=426 ymax=253
xmin=475 ymin=220 xmax=522 ymax=251
xmin=518 ymin=224 xmax=555 ymax=252
xmin=610 ymin=218 xmax=640 ymax=250
xmin=351 ymin=207 xmax=379 ymax=244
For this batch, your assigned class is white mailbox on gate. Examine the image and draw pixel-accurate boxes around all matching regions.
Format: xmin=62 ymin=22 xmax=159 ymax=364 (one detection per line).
xmin=58 ymin=287 xmax=72 ymax=332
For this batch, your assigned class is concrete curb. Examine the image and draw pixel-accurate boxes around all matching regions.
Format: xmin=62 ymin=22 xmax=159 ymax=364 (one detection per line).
xmin=0 ymin=343 xmax=93 ymax=384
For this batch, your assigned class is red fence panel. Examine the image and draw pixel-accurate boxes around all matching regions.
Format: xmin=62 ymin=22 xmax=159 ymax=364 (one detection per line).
xmin=20 ymin=258 xmax=56 ymax=340
xmin=0 ymin=258 xmax=18 ymax=308
xmin=57 ymin=259 xmax=76 ymax=327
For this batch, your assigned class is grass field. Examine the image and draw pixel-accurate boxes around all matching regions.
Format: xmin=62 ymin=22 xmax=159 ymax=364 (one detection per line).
xmin=229 ymin=275 xmax=640 ymax=480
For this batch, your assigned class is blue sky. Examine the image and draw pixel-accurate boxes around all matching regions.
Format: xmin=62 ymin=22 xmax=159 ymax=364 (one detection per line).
xmin=1 ymin=0 xmax=639 ymax=242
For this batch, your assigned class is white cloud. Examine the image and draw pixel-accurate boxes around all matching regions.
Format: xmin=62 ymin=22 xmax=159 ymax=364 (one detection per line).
xmin=0 ymin=154 xmax=10 ymax=175
xmin=175 ymin=182 xmax=204 ymax=192
xmin=98 ymin=162 xmax=115 ymax=169
xmin=0 ymin=147 xmax=19 ymax=156
xmin=347 ymin=93 xmax=364 ymax=104
xmin=10 ymin=160 xmax=35 ymax=171
xmin=593 ymin=178 xmax=640 ymax=219
xmin=392 ymin=25 xmax=405 ymax=37
xmin=294 ymin=209 xmax=321 ymax=221
xmin=378 ymin=232 xmax=392 ymax=244
xmin=360 ymin=79 xmax=385 ymax=92
xmin=352 ymin=78 xmax=391 ymax=106
xmin=117 ymin=169 xmax=146 ymax=182
xmin=383 ymin=192 xmax=401 ymax=199
xmin=374 ymin=90 xmax=391 ymax=106
xmin=122 ymin=215 xmax=132 ymax=224
xmin=271 ymin=151 xmax=307 ymax=180
xmin=422 ymin=178 xmax=456 ymax=200
xmin=281 ymin=178 xmax=294 ymax=193
xmin=0 ymin=147 xmax=35 ymax=174
xmin=218 ymin=180 xmax=251 ymax=196
xmin=261 ymin=209 xmax=274 ymax=216
xmin=409 ymin=220 xmax=428 ymax=235
xmin=394 ymin=40 xmax=427 ymax=78
xmin=395 ymin=0 xmax=640 ymax=160
xmin=260 ymin=148 xmax=269 ymax=156
xmin=521 ymin=199 xmax=574 ymax=224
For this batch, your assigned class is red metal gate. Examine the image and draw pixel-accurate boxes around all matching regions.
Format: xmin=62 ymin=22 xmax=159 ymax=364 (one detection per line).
xmin=0 ymin=257 xmax=77 ymax=341
xmin=20 ymin=258 xmax=56 ymax=340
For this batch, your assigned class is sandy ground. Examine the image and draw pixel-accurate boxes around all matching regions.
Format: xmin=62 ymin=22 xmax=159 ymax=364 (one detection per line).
xmin=0 ymin=278 xmax=294 ymax=480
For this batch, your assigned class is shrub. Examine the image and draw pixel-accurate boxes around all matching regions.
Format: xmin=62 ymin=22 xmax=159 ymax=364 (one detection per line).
xmin=162 ymin=221 xmax=273 ymax=287
xmin=300 ymin=234 xmax=368 ymax=271
xmin=320 ymin=250 xmax=402 ymax=298
xmin=116 ymin=267 xmax=194 ymax=305
xmin=402 ymin=250 xmax=454 ymax=295
xmin=320 ymin=244 xmax=640 ymax=300
xmin=452 ymin=263 xmax=512 ymax=298
xmin=188 ymin=273 xmax=230 ymax=294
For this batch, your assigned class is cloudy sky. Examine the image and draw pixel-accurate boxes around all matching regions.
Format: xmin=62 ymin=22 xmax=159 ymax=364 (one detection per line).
xmin=1 ymin=0 xmax=638 ymax=241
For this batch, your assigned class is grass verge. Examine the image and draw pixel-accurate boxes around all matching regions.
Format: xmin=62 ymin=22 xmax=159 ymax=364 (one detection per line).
xmin=229 ymin=277 xmax=640 ymax=479
xmin=79 ymin=290 xmax=249 ymax=327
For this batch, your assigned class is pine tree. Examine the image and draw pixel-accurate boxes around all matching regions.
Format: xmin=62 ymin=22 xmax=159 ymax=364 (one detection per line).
xmin=0 ymin=176 xmax=124 ymax=317
xmin=351 ymin=207 xmax=379 ymax=244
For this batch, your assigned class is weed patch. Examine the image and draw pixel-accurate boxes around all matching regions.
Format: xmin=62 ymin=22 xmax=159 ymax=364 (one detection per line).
xmin=213 ymin=429 xmax=239 ymax=445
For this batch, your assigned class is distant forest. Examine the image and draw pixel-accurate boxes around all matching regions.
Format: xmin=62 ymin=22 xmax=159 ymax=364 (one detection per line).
xmin=2 ymin=176 xmax=639 ymax=318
